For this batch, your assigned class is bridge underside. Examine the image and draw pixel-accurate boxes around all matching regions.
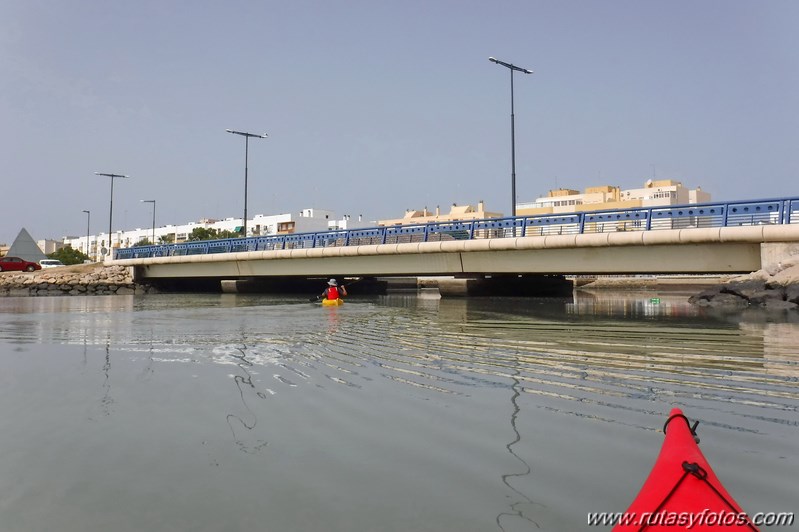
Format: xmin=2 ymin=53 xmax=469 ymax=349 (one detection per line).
xmin=132 ymin=241 xmax=761 ymax=281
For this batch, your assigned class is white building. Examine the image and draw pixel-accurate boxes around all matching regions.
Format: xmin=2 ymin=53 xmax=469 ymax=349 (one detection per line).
xmin=37 ymin=239 xmax=64 ymax=255
xmin=63 ymin=208 xmax=369 ymax=261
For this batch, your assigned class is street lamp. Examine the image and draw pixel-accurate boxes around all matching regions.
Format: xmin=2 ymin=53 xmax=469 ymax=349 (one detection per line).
xmin=95 ymin=172 xmax=130 ymax=256
xmin=488 ymin=56 xmax=533 ymax=217
xmin=226 ymin=129 xmax=268 ymax=237
xmin=141 ymin=200 xmax=156 ymax=244
xmin=82 ymin=210 xmax=91 ymax=260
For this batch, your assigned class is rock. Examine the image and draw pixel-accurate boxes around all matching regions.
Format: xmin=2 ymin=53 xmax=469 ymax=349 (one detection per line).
xmin=721 ymin=280 xmax=767 ymax=299
xmin=763 ymin=299 xmax=798 ymax=311
xmin=770 ymin=263 xmax=799 ymax=287
xmin=705 ymin=292 xmax=749 ymax=308
xmin=687 ymin=285 xmax=724 ymax=304
xmin=688 ymin=260 xmax=799 ymax=311
xmin=748 ymin=289 xmax=786 ymax=307
xmin=1 ymin=264 xmax=145 ymax=298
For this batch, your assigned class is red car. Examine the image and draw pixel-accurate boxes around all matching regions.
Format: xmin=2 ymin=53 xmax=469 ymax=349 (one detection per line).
xmin=0 ymin=256 xmax=42 ymax=272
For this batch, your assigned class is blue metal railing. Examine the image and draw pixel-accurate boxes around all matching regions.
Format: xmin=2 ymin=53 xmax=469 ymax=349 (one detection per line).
xmin=114 ymin=197 xmax=799 ymax=260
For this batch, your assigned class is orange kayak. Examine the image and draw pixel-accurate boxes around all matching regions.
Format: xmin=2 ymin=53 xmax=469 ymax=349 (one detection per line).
xmin=614 ymin=408 xmax=758 ymax=531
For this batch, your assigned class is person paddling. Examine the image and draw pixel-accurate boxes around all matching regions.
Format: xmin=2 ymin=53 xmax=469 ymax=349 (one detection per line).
xmin=321 ymin=278 xmax=347 ymax=301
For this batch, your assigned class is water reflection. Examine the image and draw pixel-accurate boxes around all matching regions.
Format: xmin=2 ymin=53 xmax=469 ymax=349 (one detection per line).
xmin=741 ymin=322 xmax=799 ymax=379
xmin=224 ymin=341 xmax=268 ymax=454
xmin=1 ymin=293 xmax=797 ymax=428
xmin=0 ymin=292 xmax=796 ymax=532
xmin=496 ymin=367 xmax=540 ymax=531
xmin=100 ymin=338 xmax=113 ymax=417
xmin=138 ymin=325 xmax=156 ymax=380
xmin=372 ymin=293 xmax=798 ymax=428
xmin=325 ymin=305 xmax=341 ymax=334
xmin=569 ymin=289 xmax=703 ymax=318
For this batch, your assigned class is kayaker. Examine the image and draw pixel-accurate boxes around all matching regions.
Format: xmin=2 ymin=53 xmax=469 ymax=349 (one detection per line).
xmin=321 ymin=278 xmax=347 ymax=301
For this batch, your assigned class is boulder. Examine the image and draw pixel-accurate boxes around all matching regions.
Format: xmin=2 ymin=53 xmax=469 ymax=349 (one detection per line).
xmin=689 ymin=260 xmax=799 ymax=311
xmin=748 ymin=289 xmax=786 ymax=307
xmin=687 ymin=285 xmax=724 ymax=304
xmin=720 ymin=280 xmax=767 ymax=299
xmin=763 ymin=299 xmax=798 ymax=311
xmin=786 ymin=285 xmax=799 ymax=305
xmin=704 ymin=292 xmax=749 ymax=308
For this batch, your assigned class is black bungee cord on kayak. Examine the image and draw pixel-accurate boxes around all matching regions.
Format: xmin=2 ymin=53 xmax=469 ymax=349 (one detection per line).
xmin=635 ymin=413 xmax=759 ymax=532
xmin=663 ymin=411 xmax=700 ymax=443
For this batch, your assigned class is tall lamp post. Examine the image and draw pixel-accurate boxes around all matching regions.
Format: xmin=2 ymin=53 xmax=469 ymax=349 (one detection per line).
xmin=226 ymin=129 xmax=268 ymax=237
xmin=488 ymin=56 xmax=533 ymax=217
xmin=82 ymin=210 xmax=91 ymax=260
xmin=141 ymin=200 xmax=156 ymax=244
xmin=95 ymin=172 xmax=130 ymax=257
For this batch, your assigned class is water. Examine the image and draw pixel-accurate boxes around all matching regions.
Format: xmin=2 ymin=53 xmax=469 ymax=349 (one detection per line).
xmin=0 ymin=291 xmax=796 ymax=532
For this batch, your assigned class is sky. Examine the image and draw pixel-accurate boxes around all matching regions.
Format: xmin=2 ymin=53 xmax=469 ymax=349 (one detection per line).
xmin=2 ymin=0 xmax=798 ymax=245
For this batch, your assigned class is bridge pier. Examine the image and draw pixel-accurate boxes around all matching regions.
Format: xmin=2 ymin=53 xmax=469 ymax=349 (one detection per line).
xmin=761 ymin=242 xmax=799 ymax=273
xmin=436 ymin=275 xmax=572 ymax=298
xmin=220 ymin=279 xmax=253 ymax=293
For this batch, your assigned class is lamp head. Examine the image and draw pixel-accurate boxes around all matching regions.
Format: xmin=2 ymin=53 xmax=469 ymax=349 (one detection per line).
xmin=227 ymin=129 xmax=268 ymax=138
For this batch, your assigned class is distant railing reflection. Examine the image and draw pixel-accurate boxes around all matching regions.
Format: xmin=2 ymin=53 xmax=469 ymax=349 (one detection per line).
xmin=115 ymin=197 xmax=799 ymax=260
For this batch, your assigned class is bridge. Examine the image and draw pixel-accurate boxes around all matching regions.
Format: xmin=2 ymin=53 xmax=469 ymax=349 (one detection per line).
xmin=112 ymin=197 xmax=799 ymax=295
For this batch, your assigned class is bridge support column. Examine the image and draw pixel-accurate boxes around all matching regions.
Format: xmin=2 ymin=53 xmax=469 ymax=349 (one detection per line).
xmin=761 ymin=242 xmax=799 ymax=273
xmin=221 ymin=279 xmax=247 ymax=293
xmin=437 ymin=275 xmax=572 ymax=298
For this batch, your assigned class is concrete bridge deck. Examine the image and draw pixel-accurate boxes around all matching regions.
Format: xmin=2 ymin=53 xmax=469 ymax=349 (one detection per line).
xmin=112 ymin=224 xmax=799 ymax=281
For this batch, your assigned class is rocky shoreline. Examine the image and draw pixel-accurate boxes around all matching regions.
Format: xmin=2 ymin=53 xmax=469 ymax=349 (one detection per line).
xmin=575 ymin=275 xmax=731 ymax=291
xmin=688 ymin=258 xmax=799 ymax=310
xmin=0 ymin=264 xmax=155 ymax=297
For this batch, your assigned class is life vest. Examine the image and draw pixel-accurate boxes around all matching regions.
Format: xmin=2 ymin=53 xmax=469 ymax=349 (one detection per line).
xmin=327 ymin=286 xmax=340 ymax=300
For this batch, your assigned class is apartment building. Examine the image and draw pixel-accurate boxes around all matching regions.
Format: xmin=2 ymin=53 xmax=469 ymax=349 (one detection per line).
xmin=378 ymin=201 xmax=503 ymax=226
xmin=516 ymin=179 xmax=710 ymax=215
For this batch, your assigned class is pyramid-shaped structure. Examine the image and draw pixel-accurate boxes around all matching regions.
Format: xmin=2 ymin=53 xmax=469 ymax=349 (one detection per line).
xmin=6 ymin=228 xmax=47 ymax=263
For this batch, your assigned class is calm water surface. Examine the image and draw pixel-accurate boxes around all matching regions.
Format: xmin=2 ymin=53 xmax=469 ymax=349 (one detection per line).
xmin=0 ymin=290 xmax=797 ymax=532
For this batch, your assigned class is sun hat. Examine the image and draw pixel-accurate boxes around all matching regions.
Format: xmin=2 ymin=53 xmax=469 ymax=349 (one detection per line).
xmin=328 ymin=279 xmax=337 ymax=286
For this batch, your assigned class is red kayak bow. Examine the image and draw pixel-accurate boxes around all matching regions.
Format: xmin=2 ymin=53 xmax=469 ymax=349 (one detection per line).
xmin=613 ymin=408 xmax=758 ymax=531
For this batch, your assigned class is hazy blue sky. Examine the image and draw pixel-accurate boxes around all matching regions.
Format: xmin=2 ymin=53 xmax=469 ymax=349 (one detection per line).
xmin=2 ymin=0 xmax=798 ymax=245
